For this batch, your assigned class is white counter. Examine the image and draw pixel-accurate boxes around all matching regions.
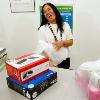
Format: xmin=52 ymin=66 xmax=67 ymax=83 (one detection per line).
xmin=0 ymin=67 xmax=88 ymax=100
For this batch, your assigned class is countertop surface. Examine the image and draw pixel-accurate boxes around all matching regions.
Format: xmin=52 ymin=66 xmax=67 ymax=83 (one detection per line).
xmin=0 ymin=67 xmax=88 ymax=100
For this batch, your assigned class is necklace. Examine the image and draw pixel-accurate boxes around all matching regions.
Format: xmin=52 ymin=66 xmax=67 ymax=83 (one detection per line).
xmin=48 ymin=23 xmax=62 ymax=41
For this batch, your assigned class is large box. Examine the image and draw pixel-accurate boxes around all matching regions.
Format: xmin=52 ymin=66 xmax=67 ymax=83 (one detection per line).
xmin=7 ymin=70 xmax=57 ymax=100
xmin=6 ymin=53 xmax=49 ymax=83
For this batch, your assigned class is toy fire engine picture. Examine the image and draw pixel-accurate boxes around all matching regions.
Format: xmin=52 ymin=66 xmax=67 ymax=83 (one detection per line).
xmin=13 ymin=69 xmax=18 ymax=78
xmin=22 ymin=70 xmax=33 ymax=80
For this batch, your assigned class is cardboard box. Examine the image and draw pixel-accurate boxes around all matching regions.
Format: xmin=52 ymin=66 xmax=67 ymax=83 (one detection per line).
xmin=7 ymin=70 xmax=57 ymax=100
xmin=6 ymin=53 xmax=49 ymax=83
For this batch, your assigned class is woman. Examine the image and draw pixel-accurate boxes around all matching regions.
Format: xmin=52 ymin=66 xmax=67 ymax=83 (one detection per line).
xmin=37 ymin=3 xmax=73 ymax=69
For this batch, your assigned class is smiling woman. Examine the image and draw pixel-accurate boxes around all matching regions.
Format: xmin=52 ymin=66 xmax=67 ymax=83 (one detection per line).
xmin=36 ymin=3 xmax=73 ymax=69
xmin=43 ymin=4 xmax=56 ymax=24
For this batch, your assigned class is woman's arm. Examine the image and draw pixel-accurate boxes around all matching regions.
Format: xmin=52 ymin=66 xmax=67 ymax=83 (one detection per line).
xmin=53 ymin=39 xmax=73 ymax=51
xmin=63 ymin=39 xmax=73 ymax=47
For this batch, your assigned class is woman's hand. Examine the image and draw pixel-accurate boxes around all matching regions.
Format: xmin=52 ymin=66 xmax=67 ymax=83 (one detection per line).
xmin=52 ymin=40 xmax=64 ymax=51
xmin=53 ymin=39 xmax=73 ymax=51
xmin=41 ymin=51 xmax=49 ymax=58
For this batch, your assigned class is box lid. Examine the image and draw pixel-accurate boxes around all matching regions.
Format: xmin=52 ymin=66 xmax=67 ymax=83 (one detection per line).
xmin=6 ymin=54 xmax=48 ymax=69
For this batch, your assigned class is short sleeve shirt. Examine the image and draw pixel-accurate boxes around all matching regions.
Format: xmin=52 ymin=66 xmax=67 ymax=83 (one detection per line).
xmin=38 ymin=22 xmax=73 ymax=43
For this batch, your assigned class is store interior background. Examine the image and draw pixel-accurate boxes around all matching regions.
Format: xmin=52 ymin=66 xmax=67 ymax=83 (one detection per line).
xmin=0 ymin=0 xmax=100 ymax=69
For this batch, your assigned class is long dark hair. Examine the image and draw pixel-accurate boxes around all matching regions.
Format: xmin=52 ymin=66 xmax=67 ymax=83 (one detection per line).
xmin=39 ymin=3 xmax=64 ymax=33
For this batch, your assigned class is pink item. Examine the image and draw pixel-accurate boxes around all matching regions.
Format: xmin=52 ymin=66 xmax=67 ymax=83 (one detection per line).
xmin=75 ymin=74 xmax=100 ymax=100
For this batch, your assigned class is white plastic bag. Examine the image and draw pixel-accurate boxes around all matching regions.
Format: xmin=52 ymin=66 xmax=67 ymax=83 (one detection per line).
xmin=34 ymin=40 xmax=68 ymax=65
xmin=76 ymin=59 xmax=100 ymax=84
xmin=89 ymin=71 xmax=100 ymax=89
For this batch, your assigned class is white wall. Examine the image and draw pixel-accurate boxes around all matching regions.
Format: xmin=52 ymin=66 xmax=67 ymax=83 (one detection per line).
xmin=0 ymin=0 xmax=100 ymax=68
xmin=71 ymin=0 xmax=100 ymax=68
xmin=0 ymin=0 xmax=40 ymax=58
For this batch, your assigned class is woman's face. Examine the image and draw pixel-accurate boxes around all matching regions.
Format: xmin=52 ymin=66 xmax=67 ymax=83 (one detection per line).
xmin=43 ymin=5 xmax=56 ymax=24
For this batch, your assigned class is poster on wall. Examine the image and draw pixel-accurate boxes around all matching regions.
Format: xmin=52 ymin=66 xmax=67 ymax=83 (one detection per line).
xmin=57 ymin=6 xmax=73 ymax=32
xmin=9 ymin=0 xmax=35 ymax=13
xmin=40 ymin=5 xmax=73 ymax=32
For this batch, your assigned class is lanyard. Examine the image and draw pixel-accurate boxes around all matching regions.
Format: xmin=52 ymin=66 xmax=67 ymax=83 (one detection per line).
xmin=48 ymin=23 xmax=62 ymax=41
